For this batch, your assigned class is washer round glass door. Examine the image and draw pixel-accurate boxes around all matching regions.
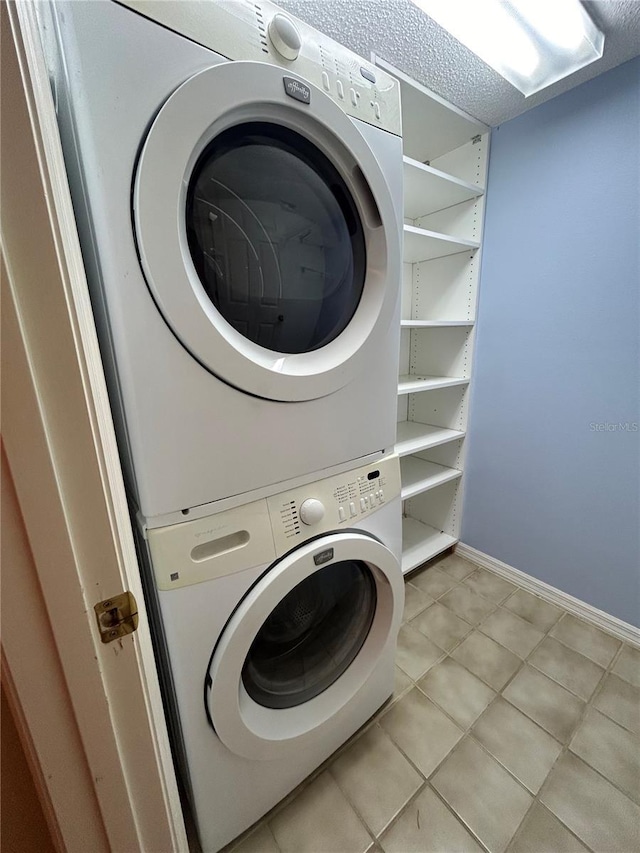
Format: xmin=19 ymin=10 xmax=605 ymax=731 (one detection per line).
xmin=242 ymin=558 xmax=375 ymax=709
xmin=206 ymin=532 xmax=403 ymax=760
xmin=134 ymin=60 xmax=401 ymax=402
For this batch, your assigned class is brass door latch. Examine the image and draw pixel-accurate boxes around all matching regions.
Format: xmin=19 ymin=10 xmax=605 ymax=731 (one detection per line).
xmin=94 ymin=591 xmax=139 ymax=643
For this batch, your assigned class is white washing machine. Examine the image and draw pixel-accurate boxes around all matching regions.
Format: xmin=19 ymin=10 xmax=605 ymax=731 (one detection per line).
xmin=40 ymin=0 xmax=403 ymax=524
xmin=140 ymin=454 xmax=403 ymax=852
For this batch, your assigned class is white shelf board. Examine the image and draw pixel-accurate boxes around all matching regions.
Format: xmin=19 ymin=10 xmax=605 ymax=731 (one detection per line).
xmin=403 ymin=224 xmax=479 ymax=264
xmin=372 ymin=54 xmax=488 ymax=163
xmin=403 ymin=156 xmax=484 ymax=220
xmin=401 ymin=517 xmax=458 ymax=575
xmin=398 ymin=375 xmax=469 ymax=395
xmin=400 ymin=458 xmax=462 ymax=500
xmin=396 ymin=422 xmax=465 ymax=457
xmin=401 ymin=320 xmax=474 ymax=328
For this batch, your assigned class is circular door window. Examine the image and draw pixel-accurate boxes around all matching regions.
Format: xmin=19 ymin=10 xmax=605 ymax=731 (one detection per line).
xmin=242 ymin=559 xmax=375 ymax=709
xmin=133 ymin=61 xmax=401 ymax=401
xmin=186 ymin=123 xmax=366 ymax=355
xmin=206 ymin=532 xmax=404 ymax=760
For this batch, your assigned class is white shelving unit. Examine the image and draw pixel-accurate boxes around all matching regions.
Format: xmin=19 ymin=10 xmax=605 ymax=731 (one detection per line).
xmin=397 ymin=374 xmax=469 ymax=395
xmin=402 ymin=516 xmax=458 ymax=575
xmin=403 ymin=157 xmax=483 ymax=219
xmin=401 ymin=320 xmax=474 ymax=328
xmin=403 ymin=224 xmax=479 ymax=263
xmin=400 ymin=457 xmax=462 ymax=500
xmin=373 ymin=55 xmax=490 ymax=574
xmin=396 ymin=422 xmax=465 ymax=457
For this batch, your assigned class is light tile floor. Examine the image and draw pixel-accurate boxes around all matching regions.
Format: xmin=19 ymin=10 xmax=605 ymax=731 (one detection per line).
xmin=226 ymin=552 xmax=640 ymax=853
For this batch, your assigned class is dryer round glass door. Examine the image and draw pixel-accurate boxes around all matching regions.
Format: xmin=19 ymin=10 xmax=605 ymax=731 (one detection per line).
xmin=206 ymin=532 xmax=403 ymax=760
xmin=133 ymin=60 xmax=401 ymax=402
xmin=185 ymin=122 xmax=366 ymax=356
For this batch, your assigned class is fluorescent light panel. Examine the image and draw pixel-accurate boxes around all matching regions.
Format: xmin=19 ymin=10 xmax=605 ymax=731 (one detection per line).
xmin=413 ymin=0 xmax=604 ymax=96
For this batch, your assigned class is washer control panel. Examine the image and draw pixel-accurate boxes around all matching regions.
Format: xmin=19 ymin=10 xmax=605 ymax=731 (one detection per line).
xmin=267 ymin=454 xmax=401 ymax=555
xmin=148 ymin=454 xmax=400 ymax=589
xmin=117 ymin=0 xmax=401 ymax=136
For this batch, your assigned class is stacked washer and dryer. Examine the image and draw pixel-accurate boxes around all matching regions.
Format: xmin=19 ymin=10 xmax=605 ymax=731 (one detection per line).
xmin=40 ymin=0 xmax=405 ymax=849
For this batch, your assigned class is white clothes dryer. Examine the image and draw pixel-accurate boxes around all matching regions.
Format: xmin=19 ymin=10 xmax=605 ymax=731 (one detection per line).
xmin=141 ymin=454 xmax=404 ymax=852
xmin=40 ymin=0 xmax=403 ymax=524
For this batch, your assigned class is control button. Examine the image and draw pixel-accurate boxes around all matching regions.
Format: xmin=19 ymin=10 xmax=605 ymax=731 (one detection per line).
xmin=299 ymin=498 xmax=325 ymax=525
xmin=360 ymin=497 xmax=367 ymax=512
xmin=373 ymin=102 xmax=381 ymax=121
xmin=336 ymin=80 xmax=344 ymax=99
xmin=338 ymin=506 xmax=346 ymax=522
xmin=349 ymin=501 xmax=357 ymax=517
xmin=268 ymin=14 xmax=302 ymax=60
xmin=360 ymin=66 xmax=376 ymax=84
xmin=350 ymin=87 xmax=358 ymax=106
xmin=321 ymin=71 xmax=330 ymax=91
xmin=378 ymin=489 xmax=385 ymax=503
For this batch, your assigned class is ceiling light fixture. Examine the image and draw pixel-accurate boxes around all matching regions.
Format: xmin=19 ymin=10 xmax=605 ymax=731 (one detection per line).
xmin=412 ymin=0 xmax=605 ymax=96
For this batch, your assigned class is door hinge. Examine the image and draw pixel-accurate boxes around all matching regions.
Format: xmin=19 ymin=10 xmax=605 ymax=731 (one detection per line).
xmin=94 ymin=591 xmax=139 ymax=643
xmin=472 ymin=134 xmax=482 ymax=144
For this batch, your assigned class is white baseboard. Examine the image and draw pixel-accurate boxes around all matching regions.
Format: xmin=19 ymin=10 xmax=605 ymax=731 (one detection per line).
xmin=455 ymin=543 xmax=640 ymax=649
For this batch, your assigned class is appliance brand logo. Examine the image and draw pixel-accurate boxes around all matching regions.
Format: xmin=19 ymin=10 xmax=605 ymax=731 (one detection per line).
xmin=283 ymin=76 xmax=311 ymax=104
xmin=313 ymin=547 xmax=334 ymax=566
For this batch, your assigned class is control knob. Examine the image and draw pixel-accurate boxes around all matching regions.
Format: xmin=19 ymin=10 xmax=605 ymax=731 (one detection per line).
xmin=299 ymin=498 xmax=325 ymax=525
xmin=268 ymin=14 xmax=302 ymax=60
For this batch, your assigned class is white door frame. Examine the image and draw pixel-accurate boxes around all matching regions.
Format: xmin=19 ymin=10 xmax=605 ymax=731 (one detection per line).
xmin=1 ymin=4 xmax=188 ymax=850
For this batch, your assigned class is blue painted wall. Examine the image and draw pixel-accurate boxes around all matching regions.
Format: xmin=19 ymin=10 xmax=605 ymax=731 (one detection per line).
xmin=462 ymin=58 xmax=640 ymax=626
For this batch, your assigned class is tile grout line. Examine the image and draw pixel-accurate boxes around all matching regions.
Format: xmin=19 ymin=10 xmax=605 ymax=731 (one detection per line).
xmin=400 ymin=558 xmax=602 ymax=851
xmin=399 ymin=563 xmax=567 ymax=775
xmin=353 ymin=774 xmax=429 ymax=848
xmin=416 ymin=565 xmax=630 ymax=713
xmin=377 ymin=704 xmax=462 ymax=787
xmin=482 ymin=577 xmax=639 ymax=843
xmin=560 ymin=642 xmax=640 ymax=802
xmin=373 ymin=759 xmax=494 ymax=853
xmin=405 ymin=567 xmax=510 ymax=661
xmin=424 ymin=586 xmax=552 ymax=697
xmin=323 ymin=709 xmax=508 ymax=848
xmin=374 ymin=666 xmax=505 ymax=845
xmin=325 ymin=745 xmax=396 ymax=851
xmin=424 ymin=559 xmax=630 ymax=848
xmin=241 ymin=701 xmax=392 ymax=851
xmin=239 ymin=560 xmax=481 ymax=845
xmin=505 ymin=796 xmax=596 ymax=853
xmin=372 ymin=782 xmax=428 ymax=847
xmin=233 ymin=555 xmax=636 ymax=853
xmin=520 ymin=632 xmax=636 ymax=853
xmin=428 ymin=563 xmax=603 ymax=853
xmin=399 ymin=558 xmax=638 ymax=852
xmin=383 ymin=612 xmax=540 ymax=847
xmin=543 ymin=611 xmax=624 ymax=667
xmin=266 ymin=593 xmax=498 ymax=853
xmin=398 ymin=566 xmax=477 ymax=679
xmin=424 ymin=781 xmax=493 ymax=853
xmin=265 ymin=823 xmax=282 ymax=853
xmin=409 ymin=561 xmax=628 ymax=705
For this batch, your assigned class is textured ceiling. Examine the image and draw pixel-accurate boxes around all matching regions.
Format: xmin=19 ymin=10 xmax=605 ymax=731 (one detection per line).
xmin=278 ymin=0 xmax=640 ymax=126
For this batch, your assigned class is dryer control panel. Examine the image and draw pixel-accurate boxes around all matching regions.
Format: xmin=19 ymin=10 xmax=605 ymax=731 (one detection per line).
xmin=116 ymin=0 xmax=401 ymax=136
xmin=266 ymin=453 xmax=401 ymax=555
